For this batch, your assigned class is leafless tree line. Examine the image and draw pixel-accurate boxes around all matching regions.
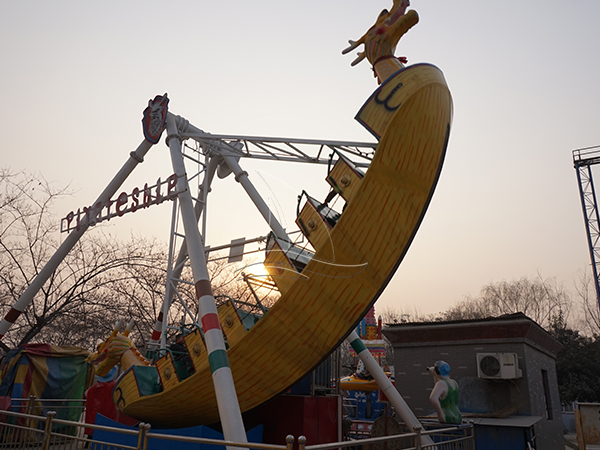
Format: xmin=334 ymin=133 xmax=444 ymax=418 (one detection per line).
xmin=0 ymin=169 xmax=277 ymax=353
xmin=380 ymin=271 xmax=600 ymax=336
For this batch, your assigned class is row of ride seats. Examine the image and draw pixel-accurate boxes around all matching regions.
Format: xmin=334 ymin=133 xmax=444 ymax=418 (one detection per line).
xmin=147 ymin=153 xmax=365 ymax=391
xmin=264 ymin=151 xmax=365 ymax=294
xmin=155 ymin=298 xmax=248 ymax=388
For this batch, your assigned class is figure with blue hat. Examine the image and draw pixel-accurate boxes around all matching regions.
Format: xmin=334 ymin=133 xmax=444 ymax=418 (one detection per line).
xmin=428 ymin=360 xmax=462 ymax=424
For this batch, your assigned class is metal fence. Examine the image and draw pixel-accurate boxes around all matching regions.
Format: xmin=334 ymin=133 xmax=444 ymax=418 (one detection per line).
xmin=312 ymin=422 xmax=474 ymax=450
xmin=0 ymin=408 xmax=294 ymax=450
xmin=0 ymin=399 xmax=474 ymax=450
xmin=10 ymin=396 xmax=86 ymax=420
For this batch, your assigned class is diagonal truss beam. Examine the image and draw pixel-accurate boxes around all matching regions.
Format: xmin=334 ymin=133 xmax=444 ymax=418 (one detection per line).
xmin=574 ymin=145 xmax=600 ymax=309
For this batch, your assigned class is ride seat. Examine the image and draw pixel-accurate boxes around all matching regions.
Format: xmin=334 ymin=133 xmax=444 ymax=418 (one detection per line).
xmin=264 ymin=233 xmax=313 ymax=294
xmin=156 ymin=351 xmax=181 ymax=390
xmin=184 ymin=327 xmax=209 ymax=372
xmin=296 ymin=192 xmax=340 ymax=261
xmin=217 ymin=298 xmax=246 ymax=348
xmin=326 ymin=152 xmax=365 ymax=203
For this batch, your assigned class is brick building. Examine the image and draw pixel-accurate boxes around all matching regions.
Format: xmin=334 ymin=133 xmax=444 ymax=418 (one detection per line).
xmin=382 ymin=313 xmax=563 ymax=450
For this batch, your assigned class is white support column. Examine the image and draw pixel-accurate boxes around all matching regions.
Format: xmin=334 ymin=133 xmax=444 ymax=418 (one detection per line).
xmin=165 ymin=115 xmax=247 ymax=447
xmin=152 ymin=157 xmax=219 ymax=349
xmin=157 ymin=196 xmax=181 ymax=351
xmin=346 ymin=330 xmax=434 ymax=446
xmin=0 ymin=139 xmax=154 ymax=341
xmin=221 ymin=155 xmax=289 ymax=242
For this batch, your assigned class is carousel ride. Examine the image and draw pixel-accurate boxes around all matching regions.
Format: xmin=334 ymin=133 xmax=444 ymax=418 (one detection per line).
xmin=0 ymin=0 xmax=452 ymax=437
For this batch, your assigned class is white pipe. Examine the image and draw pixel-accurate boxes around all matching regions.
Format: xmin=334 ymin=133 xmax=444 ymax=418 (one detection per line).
xmin=221 ymin=154 xmax=289 ymax=242
xmin=165 ymin=115 xmax=247 ymax=448
xmin=157 ymin=197 xmax=180 ymax=351
xmin=346 ymin=330 xmax=434 ymax=446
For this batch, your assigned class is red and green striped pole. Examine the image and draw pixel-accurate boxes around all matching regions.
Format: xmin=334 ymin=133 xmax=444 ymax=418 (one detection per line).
xmin=165 ymin=114 xmax=247 ymax=447
xmin=346 ymin=329 xmax=433 ymax=446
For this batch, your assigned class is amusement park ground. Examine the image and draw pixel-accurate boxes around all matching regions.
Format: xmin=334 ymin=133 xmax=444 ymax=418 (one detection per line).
xmin=565 ymin=433 xmax=578 ymax=449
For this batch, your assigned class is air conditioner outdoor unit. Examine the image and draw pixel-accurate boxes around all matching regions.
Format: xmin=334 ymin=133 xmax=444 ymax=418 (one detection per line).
xmin=476 ymin=353 xmax=522 ymax=380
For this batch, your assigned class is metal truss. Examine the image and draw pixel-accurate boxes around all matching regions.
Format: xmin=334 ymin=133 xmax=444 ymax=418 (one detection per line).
xmin=573 ymin=145 xmax=600 ymax=308
xmin=156 ymin=119 xmax=378 ymax=348
xmin=180 ymin=131 xmax=376 ymax=167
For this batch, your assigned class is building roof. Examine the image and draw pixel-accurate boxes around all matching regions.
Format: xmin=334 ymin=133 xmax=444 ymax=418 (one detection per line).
xmin=468 ymin=415 xmax=543 ymax=428
xmin=382 ymin=312 xmax=562 ymax=357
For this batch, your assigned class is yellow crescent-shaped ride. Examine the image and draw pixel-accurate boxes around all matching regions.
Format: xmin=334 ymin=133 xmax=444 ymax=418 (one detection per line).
xmin=111 ymin=63 xmax=452 ymax=428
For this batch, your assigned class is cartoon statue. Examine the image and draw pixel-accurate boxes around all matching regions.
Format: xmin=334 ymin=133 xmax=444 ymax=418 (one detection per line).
xmin=355 ymin=360 xmax=373 ymax=380
xmin=428 ymin=360 xmax=462 ymax=424
xmin=342 ymin=0 xmax=419 ymax=84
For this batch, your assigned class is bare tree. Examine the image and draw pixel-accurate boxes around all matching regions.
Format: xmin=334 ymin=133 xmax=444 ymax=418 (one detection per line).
xmin=379 ymin=304 xmax=434 ymax=325
xmin=439 ymin=274 xmax=572 ymax=329
xmin=0 ymin=170 xmax=174 ymax=350
xmin=0 ymin=169 xmax=282 ymax=352
xmin=575 ymin=269 xmax=600 ymax=336
xmin=1 ymin=220 xmax=168 ymax=349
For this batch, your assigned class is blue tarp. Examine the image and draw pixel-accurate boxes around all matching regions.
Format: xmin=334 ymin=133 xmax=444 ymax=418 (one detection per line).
xmin=92 ymin=414 xmax=263 ymax=450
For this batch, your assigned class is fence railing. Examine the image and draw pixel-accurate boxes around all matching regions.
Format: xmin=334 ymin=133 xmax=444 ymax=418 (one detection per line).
xmin=0 ymin=399 xmax=474 ymax=450
xmin=10 ymin=396 xmax=86 ymax=417
xmin=308 ymin=422 xmax=474 ymax=450
xmin=0 ymin=408 xmax=293 ymax=450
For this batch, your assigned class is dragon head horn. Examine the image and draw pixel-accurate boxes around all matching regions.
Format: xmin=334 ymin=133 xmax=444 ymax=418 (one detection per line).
xmin=342 ymin=39 xmax=361 ymax=55
xmin=351 ymin=52 xmax=366 ymax=67
xmin=103 ymin=318 xmax=126 ymax=344
xmin=124 ymin=318 xmax=135 ymax=337
xmin=114 ymin=318 xmax=126 ymax=333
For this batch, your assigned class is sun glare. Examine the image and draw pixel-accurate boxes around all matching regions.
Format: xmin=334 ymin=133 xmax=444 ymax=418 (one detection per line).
xmin=243 ymin=262 xmax=270 ymax=278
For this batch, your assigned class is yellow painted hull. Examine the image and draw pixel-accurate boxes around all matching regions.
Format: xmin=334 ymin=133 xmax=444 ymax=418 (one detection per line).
xmin=116 ymin=63 xmax=452 ymax=428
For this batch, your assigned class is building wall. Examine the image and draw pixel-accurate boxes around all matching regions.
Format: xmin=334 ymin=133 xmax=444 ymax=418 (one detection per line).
xmin=521 ymin=344 xmax=563 ymax=450
xmin=385 ymin=317 xmax=564 ymax=450
xmin=392 ymin=341 xmax=530 ymax=416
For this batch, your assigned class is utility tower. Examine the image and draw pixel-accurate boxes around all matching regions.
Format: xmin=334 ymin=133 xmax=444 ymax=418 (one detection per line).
xmin=573 ymin=145 xmax=600 ymax=308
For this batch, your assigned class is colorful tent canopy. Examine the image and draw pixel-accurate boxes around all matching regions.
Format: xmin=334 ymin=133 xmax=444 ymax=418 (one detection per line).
xmin=0 ymin=344 xmax=93 ymax=421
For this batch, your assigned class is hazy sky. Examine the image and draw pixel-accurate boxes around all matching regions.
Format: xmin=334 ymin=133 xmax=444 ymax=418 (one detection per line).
xmin=2 ymin=1 xmax=600 ymax=318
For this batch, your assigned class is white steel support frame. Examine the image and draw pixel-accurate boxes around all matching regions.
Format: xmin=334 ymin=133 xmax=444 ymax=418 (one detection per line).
xmin=148 ymin=121 xmax=377 ymax=347
xmin=0 ymin=94 xmax=379 ymax=440
xmin=158 ymin=194 xmax=183 ymax=349
xmin=153 ymin=156 xmax=220 ymax=350
xmin=150 ymin=143 xmax=294 ymax=348
xmin=201 ymin=152 xmax=212 ymax=243
xmin=221 ymin=154 xmax=289 ymax=241
xmin=165 ymin=115 xmax=248 ymax=447
xmin=177 ymin=117 xmax=292 ymax=243
xmin=346 ymin=330 xmax=434 ymax=447
xmin=0 ymin=139 xmax=154 ymax=341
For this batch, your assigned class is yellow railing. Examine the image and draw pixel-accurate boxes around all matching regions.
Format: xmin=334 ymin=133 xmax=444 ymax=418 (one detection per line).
xmin=141 ymin=429 xmax=295 ymax=450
